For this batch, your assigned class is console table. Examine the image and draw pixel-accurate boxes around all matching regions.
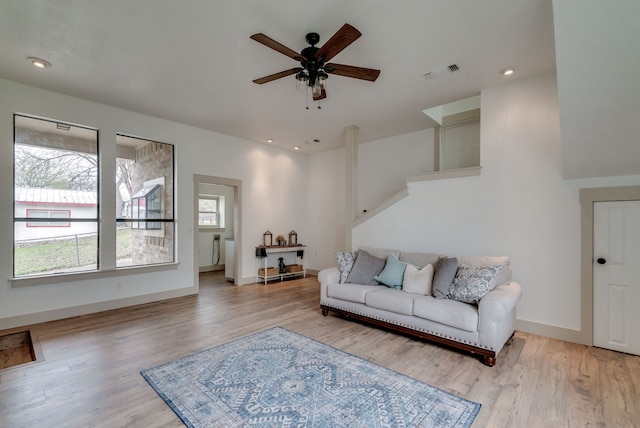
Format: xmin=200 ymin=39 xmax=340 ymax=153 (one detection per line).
xmin=255 ymin=245 xmax=306 ymax=284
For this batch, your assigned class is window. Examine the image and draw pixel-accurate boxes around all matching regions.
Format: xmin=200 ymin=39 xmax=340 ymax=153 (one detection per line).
xmin=131 ymin=184 xmax=162 ymax=230
xmin=13 ymin=115 xmax=99 ymax=277
xmin=115 ymin=134 xmax=174 ymax=268
xmin=13 ymin=116 xmax=176 ymax=278
xmin=26 ymin=209 xmax=71 ymax=227
xmin=198 ymin=196 xmax=220 ymax=227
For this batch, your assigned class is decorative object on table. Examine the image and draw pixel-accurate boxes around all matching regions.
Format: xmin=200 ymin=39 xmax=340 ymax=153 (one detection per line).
xmin=258 ymin=267 xmax=278 ymax=277
xmin=141 ymin=327 xmax=480 ymax=428
xmin=263 ymin=230 xmax=272 ymax=247
xmin=288 ymin=230 xmax=298 ymax=246
xmin=275 ymin=234 xmax=286 ymax=246
xmin=278 ymin=257 xmax=287 ymax=274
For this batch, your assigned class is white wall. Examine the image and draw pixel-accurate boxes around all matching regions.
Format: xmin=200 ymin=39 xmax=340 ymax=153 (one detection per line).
xmin=352 ymin=71 xmax=640 ymax=334
xmin=0 ymin=78 xmax=309 ymax=328
xmin=306 ymin=147 xmax=346 ymax=271
xmin=358 ymin=129 xmax=434 ymax=213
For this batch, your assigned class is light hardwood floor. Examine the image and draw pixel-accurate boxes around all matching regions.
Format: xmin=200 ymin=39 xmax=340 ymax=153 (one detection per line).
xmin=1 ymin=272 xmax=638 ymax=427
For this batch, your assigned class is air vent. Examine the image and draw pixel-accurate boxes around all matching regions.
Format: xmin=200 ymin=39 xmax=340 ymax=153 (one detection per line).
xmin=424 ymin=63 xmax=461 ymax=80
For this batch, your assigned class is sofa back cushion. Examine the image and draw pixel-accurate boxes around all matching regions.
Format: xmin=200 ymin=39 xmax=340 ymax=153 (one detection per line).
xmin=399 ymin=252 xmax=441 ymax=268
xmin=359 ymin=246 xmax=400 ymax=261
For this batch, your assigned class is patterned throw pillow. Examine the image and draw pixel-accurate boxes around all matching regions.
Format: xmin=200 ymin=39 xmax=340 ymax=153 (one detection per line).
xmin=336 ymin=251 xmax=358 ymax=283
xmin=448 ymin=264 xmax=503 ymax=304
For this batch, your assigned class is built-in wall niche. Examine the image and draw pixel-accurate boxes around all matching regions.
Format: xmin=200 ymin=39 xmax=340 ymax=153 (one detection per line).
xmin=423 ymin=95 xmax=480 ymax=172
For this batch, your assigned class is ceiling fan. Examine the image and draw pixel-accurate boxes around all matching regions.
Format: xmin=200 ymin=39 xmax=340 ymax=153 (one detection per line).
xmin=250 ymin=23 xmax=380 ymax=101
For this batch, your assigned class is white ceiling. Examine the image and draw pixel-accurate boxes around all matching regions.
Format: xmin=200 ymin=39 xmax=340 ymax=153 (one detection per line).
xmin=0 ymin=1 xmax=637 ymax=179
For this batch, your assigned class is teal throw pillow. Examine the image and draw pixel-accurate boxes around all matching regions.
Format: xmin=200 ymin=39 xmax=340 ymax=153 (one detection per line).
xmin=375 ymin=253 xmax=407 ymax=289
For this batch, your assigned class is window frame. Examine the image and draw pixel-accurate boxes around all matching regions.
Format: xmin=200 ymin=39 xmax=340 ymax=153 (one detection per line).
xmin=198 ymin=195 xmax=221 ymax=229
xmin=13 ymin=114 xmax=100 ymax=278
xmin=26 ymin=209 xmax=71 ymax=227
xmin=11 ymin=115 xmax=178 ymax=283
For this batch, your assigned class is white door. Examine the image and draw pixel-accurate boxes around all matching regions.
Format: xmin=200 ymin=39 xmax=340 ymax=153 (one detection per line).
xmin=593 ymin=200 xmax=640 ymax=355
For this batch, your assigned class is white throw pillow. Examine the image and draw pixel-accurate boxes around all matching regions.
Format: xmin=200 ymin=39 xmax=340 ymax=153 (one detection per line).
xmin=402 ymin=263 xmax=434 ymax=295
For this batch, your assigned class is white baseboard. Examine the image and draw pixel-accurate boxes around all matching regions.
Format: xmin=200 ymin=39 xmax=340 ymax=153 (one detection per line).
xmin=0 ymin=287 xmax=197 ymax=331
xmin=516 ymin=319 xmax=590 ymax=345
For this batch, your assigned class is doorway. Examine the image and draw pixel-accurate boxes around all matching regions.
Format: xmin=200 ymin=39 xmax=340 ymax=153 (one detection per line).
xmin=579 ymin=185 xmax=640 ymax=349
xmin=593 ymin=200 xmax=640 ymax=355
xmin=194 ymin=174 xmax=242 ymax=286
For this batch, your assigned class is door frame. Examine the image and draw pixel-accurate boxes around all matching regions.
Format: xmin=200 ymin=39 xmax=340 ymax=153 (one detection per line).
xmin=579 ymin=185 xmax=640 ymax=346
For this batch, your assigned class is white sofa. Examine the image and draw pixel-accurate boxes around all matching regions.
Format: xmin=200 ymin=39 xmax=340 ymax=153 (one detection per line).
xmin=319 ymin=248 xmax=523 ymax=366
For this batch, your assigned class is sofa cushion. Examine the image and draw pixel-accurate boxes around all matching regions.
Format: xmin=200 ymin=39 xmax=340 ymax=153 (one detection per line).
xmin=432 ymin=256 xmax=459 ymax=299
xmin=448 ymin=264 xmax=504 ymax=304
xmin=413 ymin=296 xmax=479 ymax=332
xmin=359 ymin=246 xmax=400 ymax=261
xmin=402 ymin=263 xmax=434 ymax=295
xmin=346 ymin=250 xmax=386 ymax=285
xmin=326 ymin=283 xmax=382 ymax=304
xmin=399 ymin=252 xmax=441 ymax=268
xmin=365 ymin=288 xmax=415 ymax=316
xmin=374 ymin=253 xmax=407 ymax=289
xmin=459 ymin=256 xmax=511 ymax=286
xmin=336 ymin=251 xmax=358 ymax=283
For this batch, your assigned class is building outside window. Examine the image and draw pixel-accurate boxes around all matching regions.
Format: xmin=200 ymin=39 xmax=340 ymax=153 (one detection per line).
xmin=13 ymin=115 xmax=98 ymax=277
xmin=115 ymin=134 xmax=174 ymax=268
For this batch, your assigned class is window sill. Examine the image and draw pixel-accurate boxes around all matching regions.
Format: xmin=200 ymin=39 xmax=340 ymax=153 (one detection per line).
xmin=9 ymin=262 xmax=179 ymax=288
xmin=198 ymin=227 xmax=226 ymax=232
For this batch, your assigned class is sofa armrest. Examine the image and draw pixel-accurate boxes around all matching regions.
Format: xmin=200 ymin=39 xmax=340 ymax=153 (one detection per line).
xmin=319 ymin=267 xmax=340 ymax=300
xmin=477 ymin=281 xmax=523 ymax=352
xmin=319 ymin=267 xmax=340 ymax=286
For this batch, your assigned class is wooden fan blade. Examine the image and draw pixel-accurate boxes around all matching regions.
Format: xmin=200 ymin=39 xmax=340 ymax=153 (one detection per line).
xmin=315 ymin=24 xmax=361 ymax=62
xmin=250 ymin=33 xmax=300 ymax=60
xmin=313 ymin=88 xmax=327 ymax=101
xmin=325 ymin=63 xmax=380 ymax=81
xmin=253 ymin=68 xmax=300 ymax=84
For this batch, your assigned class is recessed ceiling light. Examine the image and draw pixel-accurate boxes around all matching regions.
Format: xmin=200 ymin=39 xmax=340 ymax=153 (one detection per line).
xmin=500 ymin=68 xmax=515 ymax=76
xmin=266 ymin=139 xmax=273 ymax=143
xmin=28 ymin=57 xmax=51 ymax=68
xmin=293 ymin=146 xmax=300 ymax=150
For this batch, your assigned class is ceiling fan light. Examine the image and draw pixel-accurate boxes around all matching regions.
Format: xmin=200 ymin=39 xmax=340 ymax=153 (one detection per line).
xmin=296 ymin=71 xmax=308 ymax=90
xmin=318 ymin=71 xmax=328 ymax=89
xmin=311 ymin=82 xmax=322 ymax=97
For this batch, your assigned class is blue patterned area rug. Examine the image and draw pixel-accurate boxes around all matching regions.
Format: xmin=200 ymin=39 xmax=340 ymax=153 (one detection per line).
xmin=141 ymin=327 xmax=480 ymax=427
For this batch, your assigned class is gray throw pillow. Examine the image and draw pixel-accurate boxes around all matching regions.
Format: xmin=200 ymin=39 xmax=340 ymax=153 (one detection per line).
xmin=345 ymin=250 xmax=386 ymax=285
xmin=448 ymin=264 xmax=504 ymax=304
xmin=336 ymin=251 xmax=358 ymax=283
xmin=432 ymin=256 xmax=459 ymax=299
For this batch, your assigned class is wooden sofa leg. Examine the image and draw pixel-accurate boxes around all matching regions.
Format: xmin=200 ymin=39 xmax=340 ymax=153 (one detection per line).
xmin=483 ymin=355 xmax=496 ymax=367
xmin=321 ymin=309 xmax=329 ymax=316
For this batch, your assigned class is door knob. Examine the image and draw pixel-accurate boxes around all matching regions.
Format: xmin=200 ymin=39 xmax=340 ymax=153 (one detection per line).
xmin=597 ymin=258 xmax=606 ymax=265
